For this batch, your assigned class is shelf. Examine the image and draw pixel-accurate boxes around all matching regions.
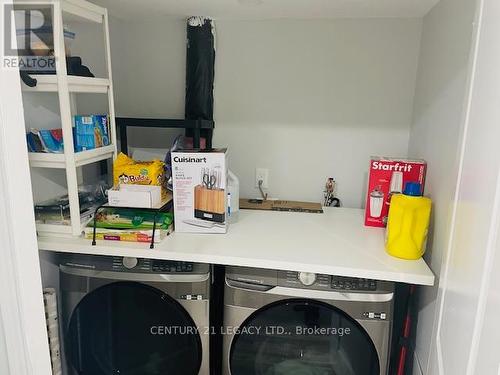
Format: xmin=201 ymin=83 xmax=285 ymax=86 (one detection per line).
xmin=37 ymin=216 xmax=91 ymax=237
xmin=37 ymin=223 xmax=72 ymax=235
xmin=62 ymin=0 xmax=106 ymax=24
xmin=116 ymin=117 xmax=215 ymax=153
xmin=37 ymin=208 xmax=436 ymax=286
xmin=22 ymin=75 xmax=110 ymax=93
xmin=74 ymin=145 xmax=115 ymax=166
xmin=116 ymin=118 xmax=215 ymax=129
xmin=28 ymin=152 xmax=65 ymax=169
xmin=29 ymin=145 xmax=115 ymax=168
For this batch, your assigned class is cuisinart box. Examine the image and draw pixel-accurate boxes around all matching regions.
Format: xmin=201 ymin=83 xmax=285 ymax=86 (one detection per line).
xmin=365 ymin=157 xmax=427 ymax=227
xmin=172 ymin=149 xmax=228 ymax=233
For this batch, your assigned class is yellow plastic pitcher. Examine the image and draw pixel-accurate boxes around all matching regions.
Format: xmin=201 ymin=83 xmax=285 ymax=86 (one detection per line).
xmin=385 ymin=182 xmax=431 ymax=260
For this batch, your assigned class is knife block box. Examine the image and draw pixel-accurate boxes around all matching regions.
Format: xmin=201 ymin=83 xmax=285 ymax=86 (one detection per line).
xmin=172 ymin=148 xmax=228 ymax=233
xmin=194 ymin=185 xmax=225 ymax=222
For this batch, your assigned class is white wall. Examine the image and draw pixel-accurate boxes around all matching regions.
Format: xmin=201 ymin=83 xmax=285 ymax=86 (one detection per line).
xmin=107 ymin=17 xmax=422 ymax=207
xmin=107 ymin=16 xmax=187 ymax=149
xmin=407 ymin=0 xmax=477 ymax=373
xmin=214 ymin=19 xmax=422 ymax=206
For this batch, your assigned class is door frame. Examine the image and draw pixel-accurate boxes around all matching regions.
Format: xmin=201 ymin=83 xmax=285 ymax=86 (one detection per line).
xmin=0 ymin=1 xmax=52 ymax=373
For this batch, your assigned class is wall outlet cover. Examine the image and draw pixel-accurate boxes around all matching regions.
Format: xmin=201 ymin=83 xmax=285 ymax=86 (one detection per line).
xmin=255 ymin=168 xmax=269 ymax=188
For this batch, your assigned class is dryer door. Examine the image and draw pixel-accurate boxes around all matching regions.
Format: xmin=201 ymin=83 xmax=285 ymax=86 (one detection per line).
xmin=229 ymin=299 xmax=380 ymax=375
xmin=66 ymin=281 xmax=202 ymax=375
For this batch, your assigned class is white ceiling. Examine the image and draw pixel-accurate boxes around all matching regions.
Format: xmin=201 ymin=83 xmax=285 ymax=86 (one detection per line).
xmin=93 ymin=0 xmax=441 ymax=20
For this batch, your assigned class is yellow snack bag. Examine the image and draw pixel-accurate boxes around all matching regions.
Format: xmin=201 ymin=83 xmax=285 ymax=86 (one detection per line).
xmin=113 ymin=153 xmax=166 ymax=191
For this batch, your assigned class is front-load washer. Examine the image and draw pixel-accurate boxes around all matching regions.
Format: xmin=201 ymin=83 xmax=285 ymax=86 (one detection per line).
xmin=223 ymin=267 xmax=394 ymax=375
xmin=59 ymin=254 xmax=210 ymax=375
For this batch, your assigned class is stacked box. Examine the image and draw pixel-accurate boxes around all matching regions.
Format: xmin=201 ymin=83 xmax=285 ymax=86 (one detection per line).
xmin=172 ymin=149 xmax=228 ymax=233
xmin=365 ymin=157 xmax=427 ymax=227
xmin=73 ymin=114 xmax=110 ymax=152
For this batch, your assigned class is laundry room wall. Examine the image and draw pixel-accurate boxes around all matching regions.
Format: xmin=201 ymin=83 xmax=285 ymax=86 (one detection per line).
xmin=214 ymin=18 xmax=421 ymax=207
xmin=102 ymin=16 xmax=422 ymax=207
xmin=406 ymin=0 xmax=477 ymax=373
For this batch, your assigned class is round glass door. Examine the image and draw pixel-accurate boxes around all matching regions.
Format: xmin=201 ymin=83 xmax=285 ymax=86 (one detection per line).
xmin=67 ymin=282 xmax=201 ymax=375
xmin=230 ymin=299 xmax=379 ymax=375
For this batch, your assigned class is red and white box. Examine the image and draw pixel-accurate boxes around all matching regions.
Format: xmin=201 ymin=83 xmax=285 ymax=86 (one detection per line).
xmin=364 ymin=157 xmax=427 ymax=227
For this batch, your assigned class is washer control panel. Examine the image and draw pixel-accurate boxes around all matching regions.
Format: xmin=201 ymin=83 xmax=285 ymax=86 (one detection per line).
xmin=331 ymin=276 xmax=377 ymax=291
xmin=60 ymin=254 xmax=205 ymax=274
xmin=298 ymin=272 xmax=316 ymax=286
xmin=111 ymin=257 xmax=195 ymax=273
xmin=151 ymin=260 xmax=194 ymax=273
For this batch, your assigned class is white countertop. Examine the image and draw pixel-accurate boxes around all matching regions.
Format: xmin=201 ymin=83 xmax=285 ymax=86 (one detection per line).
xmin=38 ymin=208 xmax=435 ymax=286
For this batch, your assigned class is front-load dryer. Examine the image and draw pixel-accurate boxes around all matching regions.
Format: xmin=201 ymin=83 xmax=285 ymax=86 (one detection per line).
xmin=223 ymin=266 xmax=394 ymax=375
xmin=59 ymin=254 xmax=210 ymax=375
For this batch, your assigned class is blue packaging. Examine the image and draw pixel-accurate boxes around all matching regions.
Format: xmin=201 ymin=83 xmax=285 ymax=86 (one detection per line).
xmin=73 ymin=115 xmax=110 ymax=152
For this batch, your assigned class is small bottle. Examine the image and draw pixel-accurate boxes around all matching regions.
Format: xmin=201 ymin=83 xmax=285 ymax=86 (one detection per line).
xmin=227 ymin=170 xmax=239 ymax=223
xmin=385 ymin=182 xmax=431 ymax=260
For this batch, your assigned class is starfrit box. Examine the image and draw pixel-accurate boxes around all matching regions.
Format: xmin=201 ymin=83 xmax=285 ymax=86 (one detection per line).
xmin=365 ymin=157 xmax=427 ymax=227
xmin=172 ymin=149 xmax=228 ymax=233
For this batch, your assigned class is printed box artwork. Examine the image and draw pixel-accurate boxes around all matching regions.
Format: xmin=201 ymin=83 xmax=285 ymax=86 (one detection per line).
xmin=172 ymin=149 xmax=228 ymax=233
xmin=365 ymin=157 xmax=427 ymax=227
xmin=73 ymin=114 xmax=110 ymax=152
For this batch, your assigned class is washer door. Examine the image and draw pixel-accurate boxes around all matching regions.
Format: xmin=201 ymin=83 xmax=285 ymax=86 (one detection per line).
xmin=229 ymin=299 xmax=380 ymax=375
xmin=67 ymin=281 xmax=202 ymax=375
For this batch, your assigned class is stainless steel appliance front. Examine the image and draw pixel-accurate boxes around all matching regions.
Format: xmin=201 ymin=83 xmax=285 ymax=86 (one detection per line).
xmin=223 ymin=266 xmax=394 ymax=375
xmin=59 ymin=254 xmax=210 ymax=375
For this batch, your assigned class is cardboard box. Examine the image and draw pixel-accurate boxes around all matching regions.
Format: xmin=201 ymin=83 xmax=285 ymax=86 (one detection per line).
xmin=172 ymin=149 xmax=228 ymax=233
xmin=365 ymin=157 xmax=427 ymax=227
xmin=73 ymin=114 xmax=110 ymax=152
xmin=240 ymin=199 xmax=323 ymax=213
xmin=108 ymin=184 xmax=162 ymax=209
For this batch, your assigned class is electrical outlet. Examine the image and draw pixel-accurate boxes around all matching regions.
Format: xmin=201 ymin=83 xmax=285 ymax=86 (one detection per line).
xmin=255 ymin=168 xmax=269 ymax=188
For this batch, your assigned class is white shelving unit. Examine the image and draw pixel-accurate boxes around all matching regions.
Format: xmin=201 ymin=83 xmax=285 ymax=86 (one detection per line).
xmin=22 ymin=0 xmax=117 ymax=236
xmin=22 ymin=75 xmax=111 ymax=93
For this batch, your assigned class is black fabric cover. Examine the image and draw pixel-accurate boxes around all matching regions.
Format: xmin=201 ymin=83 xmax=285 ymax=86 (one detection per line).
xmin=185 ymin=18 xmax=215 ymax=142
xmin=20 ymin=56 xmax=94 ymax=87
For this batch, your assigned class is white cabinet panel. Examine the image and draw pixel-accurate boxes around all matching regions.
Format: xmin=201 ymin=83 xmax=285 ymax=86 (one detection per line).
xmin=0 ymin=317 xmax=10 ymax=375
xmin=436 ymin=0 xmax=500 ymax=373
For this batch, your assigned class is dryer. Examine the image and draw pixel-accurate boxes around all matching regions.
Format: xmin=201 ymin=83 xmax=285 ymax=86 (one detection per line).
xmin=59 ymin=254 xmax=210 ymax=375
xmin=223 ymin=266 xmax=394 ymax=375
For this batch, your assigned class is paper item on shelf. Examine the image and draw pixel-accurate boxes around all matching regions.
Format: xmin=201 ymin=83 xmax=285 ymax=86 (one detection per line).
xmin=27 ymin=129 xmax=64 ymax=153
xmin=34 ymin=184 xmax=108 ymax=225
xmin=108 ymin=184 xmax=162 ymax=209
xmin=84 ymin=226 xmax=172 ymax=243
xmin=91 ymin=208 xmax=173 ymax=230
xmin=43 ymin=288 xmax=62 ymax=375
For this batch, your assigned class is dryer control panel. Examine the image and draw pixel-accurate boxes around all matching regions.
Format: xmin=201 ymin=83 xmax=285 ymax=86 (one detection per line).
xmin=278 ymin=271 xmax=379 ymax=292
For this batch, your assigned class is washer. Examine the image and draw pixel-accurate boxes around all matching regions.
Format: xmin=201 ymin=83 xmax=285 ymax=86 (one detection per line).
xmin=59 ymin=254 xmax=210 ymax=375
xmin=223 ymin=266 xmax=394 ymax=375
